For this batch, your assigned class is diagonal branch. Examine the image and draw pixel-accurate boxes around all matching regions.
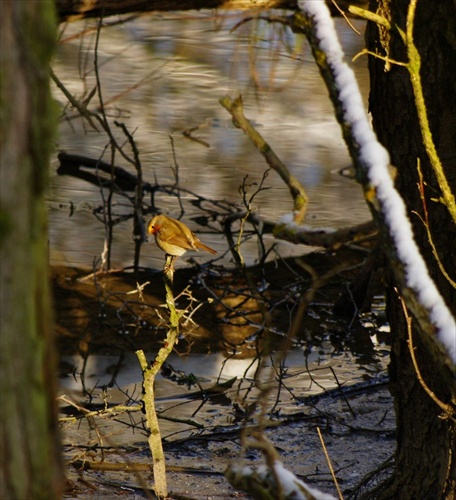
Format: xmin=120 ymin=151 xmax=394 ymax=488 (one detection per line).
xmin=220 ymin=95 xmax=308 ymax=223
xmin=294 ymin=0 xmax=456 ymax=368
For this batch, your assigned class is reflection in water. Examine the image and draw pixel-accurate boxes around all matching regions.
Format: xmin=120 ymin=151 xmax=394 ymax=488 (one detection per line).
xmin=60 ymin=336 xmax=389 ymax=443
xmin=50 ymin=13 xmax=370 ymax=270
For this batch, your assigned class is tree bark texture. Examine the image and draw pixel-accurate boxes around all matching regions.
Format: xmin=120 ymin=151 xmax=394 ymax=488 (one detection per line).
xmin=0 ymin=2 xmax=63 ymax=499
xmin=367 ymin=0 xmax=456 ymax=498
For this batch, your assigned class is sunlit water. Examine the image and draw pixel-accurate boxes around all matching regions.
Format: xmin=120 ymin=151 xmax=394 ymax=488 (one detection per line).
xmin=60 ymin=335 xmax=389 ymax=444
xmin=50 ymin=12 xmax=370 ymax=270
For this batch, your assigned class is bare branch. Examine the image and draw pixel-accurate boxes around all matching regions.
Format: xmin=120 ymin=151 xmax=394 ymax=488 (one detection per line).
xmin=220 ymin=95 xmax=308 ymax=223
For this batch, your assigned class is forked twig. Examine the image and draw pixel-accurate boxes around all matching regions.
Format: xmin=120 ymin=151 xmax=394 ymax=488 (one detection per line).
xmin=135 ymin=263 xmax=182 ymax=498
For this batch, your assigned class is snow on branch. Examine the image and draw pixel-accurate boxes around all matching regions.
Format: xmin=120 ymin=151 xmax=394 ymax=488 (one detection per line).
xmin=227 ymin=461 xmax=337 ymax=499
xmin=296 ymin=0 xmax=455 ymax=365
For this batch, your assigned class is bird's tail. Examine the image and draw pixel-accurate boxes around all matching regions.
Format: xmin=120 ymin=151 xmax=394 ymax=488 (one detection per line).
xmin=195 ymin=241 xmax=217 ymax=254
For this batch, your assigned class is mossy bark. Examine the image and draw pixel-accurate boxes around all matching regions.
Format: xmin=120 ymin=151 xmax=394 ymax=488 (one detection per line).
xmin=0 ymin=2 xmax=63 ymax=499
xmin=367 ymin=0 xmax=456 ymax=498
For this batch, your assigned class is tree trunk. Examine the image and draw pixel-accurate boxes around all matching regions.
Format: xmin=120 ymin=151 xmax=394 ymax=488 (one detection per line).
xmin=366 ymin=0 xmax=456 ymax=498
xmin=0 ymin=2 xmax=63 ymax=499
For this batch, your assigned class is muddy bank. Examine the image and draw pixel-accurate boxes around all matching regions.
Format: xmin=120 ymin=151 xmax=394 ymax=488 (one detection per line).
xmin=63 ymin=380 xmax=395 ymax=499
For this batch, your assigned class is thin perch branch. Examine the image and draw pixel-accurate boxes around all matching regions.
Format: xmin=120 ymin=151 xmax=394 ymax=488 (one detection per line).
xmin=135 ymin=264 xmax=181 ymax=498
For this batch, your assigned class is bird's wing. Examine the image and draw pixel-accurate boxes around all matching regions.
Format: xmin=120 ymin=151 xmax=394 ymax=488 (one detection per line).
xmin=159 ymin=221 xmax=197 ymax=250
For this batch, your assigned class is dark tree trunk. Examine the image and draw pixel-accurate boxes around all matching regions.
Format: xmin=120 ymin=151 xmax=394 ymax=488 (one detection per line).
xmin=366 ymin=0 xmax=456 ymax=498
xmin=0 ymin=1 xmax=63 ymax=499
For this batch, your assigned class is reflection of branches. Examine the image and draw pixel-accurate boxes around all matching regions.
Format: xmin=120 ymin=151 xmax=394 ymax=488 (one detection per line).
xmin=53 ymin=16 xmax=156 ymax=271
xmin=240 ymin=170 xmax=271 ymax=267
xmin=114 ymin=120 xmax=147 ymax=271
xmin=169 ymin=135 xmax=185 ymax=217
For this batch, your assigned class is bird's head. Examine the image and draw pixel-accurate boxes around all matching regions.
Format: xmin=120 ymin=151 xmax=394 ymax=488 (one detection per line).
xmin=147 ymin=216 xmax=161 ymax=235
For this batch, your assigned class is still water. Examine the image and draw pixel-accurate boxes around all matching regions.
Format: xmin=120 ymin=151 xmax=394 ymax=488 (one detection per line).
xmin=60 ymin=338 xmax=389 ymax=444
xmin=52 ymin=12 xmax=389 ymax=447
xmin=50 ymin=11 xmax=370 ymax=270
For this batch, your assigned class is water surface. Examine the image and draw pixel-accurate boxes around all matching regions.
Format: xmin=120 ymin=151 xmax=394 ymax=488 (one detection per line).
xmin=50 ymin=12 xmax=370 ymax=270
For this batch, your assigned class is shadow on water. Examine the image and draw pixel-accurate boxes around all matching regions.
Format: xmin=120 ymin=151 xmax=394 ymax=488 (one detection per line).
xmin=57 ymin=251 xmax=392 ymax=497
xmin=57 ymin=247 xmax=391 ymax=443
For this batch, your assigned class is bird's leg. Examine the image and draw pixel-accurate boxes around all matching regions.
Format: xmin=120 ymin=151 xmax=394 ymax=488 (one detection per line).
xmin=164 ymin=254 xmax=176 ymax=273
